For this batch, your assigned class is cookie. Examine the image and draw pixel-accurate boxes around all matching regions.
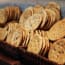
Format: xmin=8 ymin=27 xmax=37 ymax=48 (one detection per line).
xmin=43 ymin=9 xmax=52 ymax=30
xmin=39 ymin=9 xmax=47 ymax=29
xmin=27 ymin=30 xmax=49 ymax=55
xmin=47 ymin=7 xmax=60 ymax=21
xmin=5 ymin=21 xmax=19 ymax=35
xmin=19 ymin=7 xmax=33 ymax=27
xmin=33 ymin=5 xmax=44 ymax=14
xmin=40 ymin=31 xmax=49 ymax=56
xmin=0 ymin=28 xmax=7 ymax=41
xmin=46 ymin=2 xmax=60 ymax=11
xmin=5 ymin=6 xmax=21 ymax=21
xmin=33 ymin=5 xmax=47 ymax=29
xmin=43 ymin=9 xmax=56 ymax=30
xmin=6 ymin=30 xmax=23 ymax=47
xmin=48 ymin=38 xmax=65 ymax=64
xmin=21 ymin=31 xmax=30 ymax=48
xmin=27 ymin=31 xmax=43 ymax=54
xmin=0 ymin=9 xmax=8 ymax=24
xmin=23 ymin=14 xmax=42 ymax=31
xmin=5 ymin=21 xmax=28 ymax=47
xmin=47 ymin=19 xmax=65 ymax=41
xmin=13 ymin=6 xmax=21 ymax=20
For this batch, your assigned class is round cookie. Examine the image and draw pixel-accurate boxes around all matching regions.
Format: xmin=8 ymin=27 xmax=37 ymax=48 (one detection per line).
xmin=33 ymin=5 xmax=47 ymax=29
xmin=47 ymin=19 xmax=65 ymax=41
xmin=23 ymin=14 xmax=42 ymax=31
xmin=27 ymin=31 xmax=43 ymax=54
xmin=0 ymin=28 xmax=7 ymax=41
xmin=19 ymin=7 xmax=33 ymax=27
xmin=6 ymin=23 xmax=26 ymax=47
xmin=43 ymin=8 xmax=56 ymax=30
xmin=0 ymin=9 xmax=8 ymax=24
xmin=5 ymin=22 xmax=19 ymax=35
xmin=5 ymin=6 xmax=21 ymax=21
xmin=46 ymin=2 xmax=60 ymax=11
xmin=48 ymin=39 xmax=65 ymax=64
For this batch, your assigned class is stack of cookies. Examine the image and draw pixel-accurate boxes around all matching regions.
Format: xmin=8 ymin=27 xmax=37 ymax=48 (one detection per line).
xmin=19 ymin=2 xmax=61 ymax=31
xmin=5 ymin=22 xmax=28 ymax=47
xmin=47 ymin=18 xmax=65 ymax=65
xmin=0 ymin=6 xmax=21 ymax=25
xmin=0 ymin=2 xmax=65 ymax=65
xmin=26 ymin=31 xmax=49 ymax=56
xmin=0 ymin=21 xmax=29 ymax=47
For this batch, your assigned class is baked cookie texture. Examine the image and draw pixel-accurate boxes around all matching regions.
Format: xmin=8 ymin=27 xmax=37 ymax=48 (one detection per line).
xmin=48 ymin=39 xmax=65 ymax=64
xmin=27 ymin=31 xmax=49 ymax=56
xmin=47 ymin=19 xmax=65 ymax=41
xmin=0 ymin=28 xmax=7 ymax=41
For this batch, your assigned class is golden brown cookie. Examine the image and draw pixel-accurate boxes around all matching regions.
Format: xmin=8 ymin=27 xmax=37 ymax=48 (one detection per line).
xmin=43 ymin=9 xmax=56 ymax=30
xmin=13 ymin=6 xmax=21 ymax=20
xmin=21 ymin=31 xmax=30 ymax=48
xmin=40 ymin=31 xmax=49 ymax=56
xmin=5 ymin=21 xmax=27 ymax=47
xmin=46 ymin=2 xmax=60 ymax=11
xmin=6 ymin=30 xmax=23 ymax=47
xmin=19 ymin=7 xmax=33 ymax=27
xmin=27 ymin=31 xmax=43 ymax=54
xmin=0 ymin=9 xmax=8 ymax=24
xmin=27 ymin=30 xmax=49 ymax=55
xmin=47 ymin=19 xmax=65 ymax=41
xmin=48 ymin=38 xmax=65 ymax=64
xmin=23 ymin=14 xmax=42 ymax=31
xmin=33 ymin=5 xmax=44 ymax=14
xmin=5 ymin=21 xmax=19 ymax=35
xmin=39 ymin=9 xmax=47 ymax=29
xmin=33 ymin=5 xmax=47 ymax=29
xmin=0 ymin=28 xmax=7 ymax=41
xmin=49 ymin=7 xmax=60 ymax=21
xmin=5 ymin=6 xmax=21 ymax=21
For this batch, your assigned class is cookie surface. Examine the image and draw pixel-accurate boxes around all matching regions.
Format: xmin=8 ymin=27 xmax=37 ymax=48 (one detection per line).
xmin=5 ymin=22 xmax=19 ymax=35
xmin=0 ymin=9 xmax=8 ymax=24
xmin=23 ymin=14 xmax=42 ymax=31
xmin=19 ymin=7 xmax=33 ymax=27
xmin=47 ymin=19 xmax=65 ymax=41
xmin=43 ymin=8 xmax=56 ymax=30
xmin=0 ymin=28 xmax=7 ymax=41
xmin=5 ymin=6 xmax=21 ymax=21
xmin=27 ymin=31 xmax=43 ymax=54
xmin=33 ymin=5 xmax=47 ymax=29
xmin=40 ymin=31 xmax=49 ymax=56
xmin=6 ymin=30 xmax=23 ymax=47
xmin=46 ymin=2 xmax=60 ymax=11
xmin=48 ymin=39 xmax=65 ymax=64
